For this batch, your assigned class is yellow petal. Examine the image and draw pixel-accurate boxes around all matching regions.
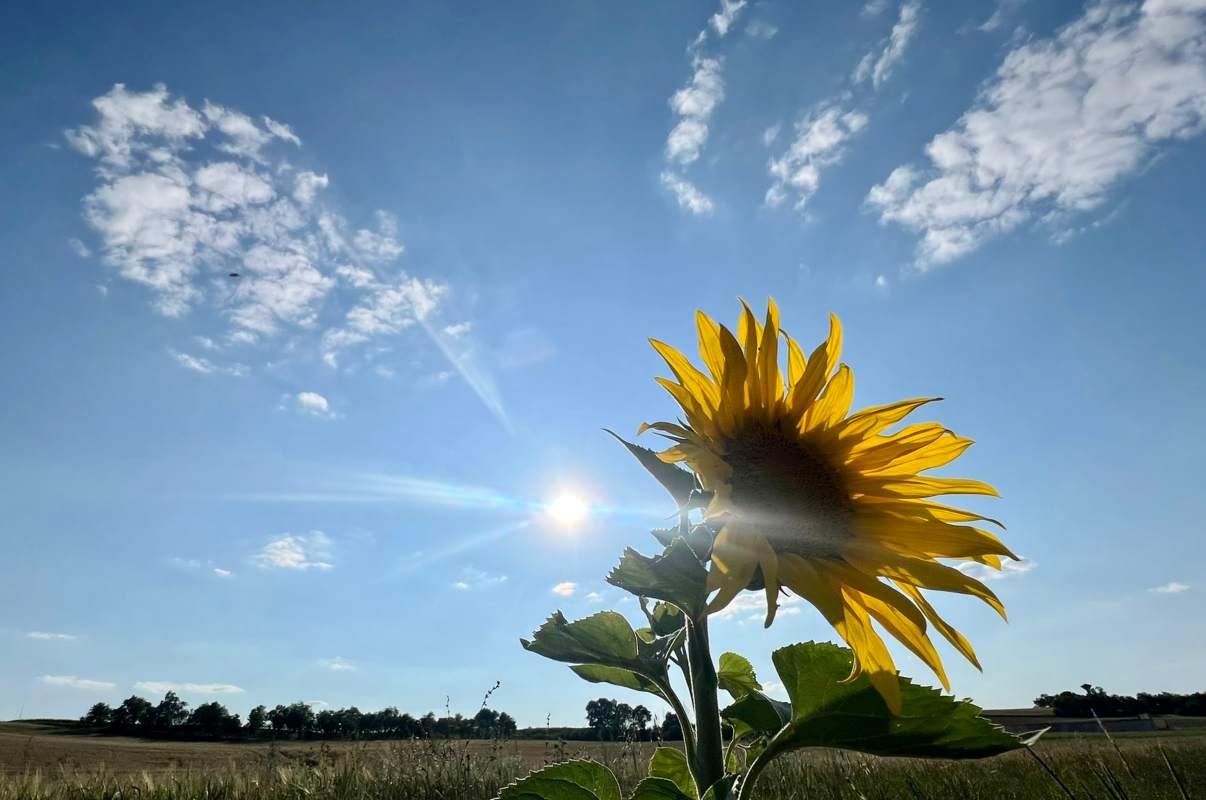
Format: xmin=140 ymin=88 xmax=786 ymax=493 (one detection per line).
xmin=737 ymin=300 xmax=762 ymax=413
xmin=650 ymin=339 xmax=720 ymax=412
xmin=845 ymin=545 xmax=1007 ymax=620
xmin=706 ymin=526 xmax=758 ymax=613
xmin=847 ymin=588 xmax=950 ymax=692
xmin=803 ymin=364 xmax=854 ymax=432
xmin=787 ymin=313 xmax=842 ymax=423
xmin=852 ymin=474 xmax=999 ymax=499
xmin=758 ymin=302 xmax=782 ymax=412
xmin=695 ymin=310 xmax=726 ymax=385
xmin=839 ymin=591 xmax=903 ymax=714
xmin=895 ymin=582 xmax=982 ymax=671
xmin=835 ymin=397 xmax=940 ymax=442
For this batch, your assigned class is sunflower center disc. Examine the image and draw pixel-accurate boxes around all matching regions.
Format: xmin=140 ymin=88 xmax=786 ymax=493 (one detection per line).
xmin=724 ymin=425 xmax=854 ymax=558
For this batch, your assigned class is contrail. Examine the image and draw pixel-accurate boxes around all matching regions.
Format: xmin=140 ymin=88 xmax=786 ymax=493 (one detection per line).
xmin=421 ymin=320 xmax=513 ymax=435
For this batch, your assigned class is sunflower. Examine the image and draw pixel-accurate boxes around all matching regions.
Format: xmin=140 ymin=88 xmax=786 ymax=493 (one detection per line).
xmin=640 ymin=299 xmax=1017 ymax=713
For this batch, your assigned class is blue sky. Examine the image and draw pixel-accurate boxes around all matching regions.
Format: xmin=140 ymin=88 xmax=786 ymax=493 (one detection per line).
xmin=2 ymin=0 xmax=1205 ymax=726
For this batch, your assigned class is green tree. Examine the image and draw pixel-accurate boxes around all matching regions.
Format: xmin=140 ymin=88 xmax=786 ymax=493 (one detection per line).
xmin=81 ymin=702 xmax=112 ymax=727
xmin=283 ymin=702 xmax=314 ymax=737
xmin=112 ymin=695 xmax=153 ymax=729
xmin=247 ymin=705 xmax=268 ymax=735
xmin=585 ymin=698 xmax=617 ymax=740
xmin=153 ymin=691 xmax=189 ymax=728
xmin=659 ymin=711 xmax=682 ymax=741
xmin=189 ymin=702 xmax=233 ymax=738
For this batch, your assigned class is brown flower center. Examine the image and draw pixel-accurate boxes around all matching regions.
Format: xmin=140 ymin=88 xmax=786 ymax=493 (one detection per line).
xmin=723 ymin=424 xmax=854 ymax=558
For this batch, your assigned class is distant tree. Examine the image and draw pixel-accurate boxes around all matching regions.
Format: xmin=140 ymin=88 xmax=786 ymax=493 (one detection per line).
xmin=420 ymin=712 xmax=436 ymax=738
xmin=339 ymin=706 xmax=362 ymax=738
xmin=247 ymin=705 xmax=268 ymax=735
xmin=268 ymin=704 xmax=289 ymax=734
xmin=630 ymin=705 xmax=652 ymax=739
xmin=660 ymin=712 xmax=683 ymax=741
xmin=112 ymin=695 xmax=154 ymax=729
xmin=81 ymin=702 xmax=112 ymax=728
xmin=284 ymin=702 xmax=315 ymax=737
xmin=153 ymin=691 xmax=190 ymax=729
xmin=586 ymin=698 xmax=618 ymax=740
xmin=496 ymin=711 xmax=517 ymax=738
xmin=189 ymin=702 xmax=234 ymax=738
xmin=316 ymin=709 xmax=340 ymax=737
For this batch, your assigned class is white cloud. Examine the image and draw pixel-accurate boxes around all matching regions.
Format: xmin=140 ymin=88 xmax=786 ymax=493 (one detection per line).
xmin=854 ymin=1 xmax=922 ymax=88
xmin=746 ymin=20 xmax=778 ymax=40
xmin=26 ymin=631 xmax=78 ymax=641
xmin=585 ymin=591 xmax=605 ymax=603
xmin=319 ymin=656 xmax=356 ymax=671
xmin=1150 ymin=581 xmax=1191 ymax=594
xmin=862 ymin=0 xmax=891 ymax=17
xmin=134 ymin=681 xmax=244 ymax=695
xmin=212 ymin=567 xmax=233 ymax=578
xmin=710 ymin=0 xmax=747 ymax=38
xmin=978 ymin=0 xmax=1025 ymax=33
xmin=443 ymin=321 xmax=472 ymax=338
xmin=66 ymin=84 xmax=457 ymax=380
xmin=660 ymin=171 xmax=715 ymax=215
xmin=452 ymin=566 xmax=508 ymax=590
xmin=868 ymin=0 xmax=1206 ymax=266
xmin=875 ymin=274 xmax=889 ymax=288
xmin=39 ymin=675 xmax=115 ymax=690
xmin=552 ymin=581 xmax=577 ymax=597
xmin=170 ymin=349 xmax=248 ymax=377
xmin=68 ymin=238 xmax=92 ymax=258
xmin=253 ymin=531 xmax=334 ymax=571
xmin=957 ymin=559 xmax=1036 ymax=582
xmin=295 ymin=391 xmax=336 ymax=418
xmin=761 ymin=124 xmax=782 ymax=147
xmin=666 ymin=56 xmax=725 ymax=167
xmin=713 ymin=591 xmax=803 ymax=623
xmin=766 ymin=106 xmax=869 ymax=209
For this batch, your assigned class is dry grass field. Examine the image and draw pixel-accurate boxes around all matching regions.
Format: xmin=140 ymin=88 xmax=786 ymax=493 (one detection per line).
xmin=2 ymin=720 xmax=1204 ymax=799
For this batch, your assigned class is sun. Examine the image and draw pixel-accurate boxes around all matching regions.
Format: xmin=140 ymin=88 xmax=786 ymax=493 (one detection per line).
xmin=545 ymin=492 xmax=589 ymax=528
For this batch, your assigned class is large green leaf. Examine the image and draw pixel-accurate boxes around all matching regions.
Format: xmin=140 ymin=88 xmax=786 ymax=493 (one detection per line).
xmin=570 ymin=665 xmax=663 ymax=697
xmin=721 ymin=691 xmax=791 ymax=740
xmin=497 ymin=760 xmax=622 ymax=800
xmin=766 ymin=642 xmax=1024 ymax=759
xmin=629 ymin=778 xmax=692 ymax=800
xmin=607 ymin=539 xmax=708 ymax=617
xmin=716 ymin=653 xmax=761 ymax=700
xmin=605 ymin=429 xmax=698 ymax=509
xmin=648 ymin=747 xmax=696 ymax=799
xmin=522 ymin=612 xmax=674 ymax=693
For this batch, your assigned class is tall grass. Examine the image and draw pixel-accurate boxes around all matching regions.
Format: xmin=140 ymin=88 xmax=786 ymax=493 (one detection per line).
xmin=1 ymin=737 xmax=1201 ymax=800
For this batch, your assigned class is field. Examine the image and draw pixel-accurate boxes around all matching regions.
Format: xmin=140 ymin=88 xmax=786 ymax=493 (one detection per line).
xmin=1 ymin=721 xmax=1204 ymax=799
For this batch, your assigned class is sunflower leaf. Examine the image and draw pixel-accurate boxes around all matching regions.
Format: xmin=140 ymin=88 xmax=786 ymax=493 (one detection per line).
xmin=721 ymin=691 xmax=791 ymax=740
xmin=649 ymin=747 xmax=696 ymax=799
xmin=495 ymin=759 xmax=622 ymax=800
xmin=570 ymin=665 xmax=664 ymax=697
xmin=606 ymin=539 xmax=708 ymax=617
xmin=764 ymin=642 xmax=1024 ymax=759
xmin=716 ymin=652 xmax=762 ymax=700
xmin=629 ymin=778 xmax=693 ymax=800
xmin=522 ymin=611 xmax=673 ymax=696
xmin=650 ymin=602 xmax=685 ymax=636
xmin=605 ymin=429 xmax=698 ymax=509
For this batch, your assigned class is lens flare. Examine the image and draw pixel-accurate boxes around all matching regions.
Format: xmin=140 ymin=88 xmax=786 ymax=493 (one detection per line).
xmin=546 ymin=492 xmax=588 ymax=527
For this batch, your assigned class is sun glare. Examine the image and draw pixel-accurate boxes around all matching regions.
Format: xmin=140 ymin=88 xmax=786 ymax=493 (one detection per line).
xmin=546 ymin=492 xmax=589 ymax=528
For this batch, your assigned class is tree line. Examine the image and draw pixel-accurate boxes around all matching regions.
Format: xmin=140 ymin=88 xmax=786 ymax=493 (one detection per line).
xmin=79 ymin=692 xmax=517 ymax=740
xmin=1035 ymin=684 xmax=1206 ymax=717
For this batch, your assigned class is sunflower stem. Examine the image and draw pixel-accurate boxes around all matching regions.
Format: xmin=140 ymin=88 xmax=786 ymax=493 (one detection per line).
xmin=686 ymin=612 xmax=724 ymax=795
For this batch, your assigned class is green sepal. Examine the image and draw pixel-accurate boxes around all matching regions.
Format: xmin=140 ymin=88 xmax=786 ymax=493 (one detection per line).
xmin=605 ymin=429 xmax=698 ymax=509
xmin=496 ymin=759 xmax=621 ymax=800
xmin=766 ymin=642 xmax=1025 ymax=759
xmin=607 ymin=539 xmax=708 ymax=617
xmin=648 ymin=747 xmax=696 ymax=799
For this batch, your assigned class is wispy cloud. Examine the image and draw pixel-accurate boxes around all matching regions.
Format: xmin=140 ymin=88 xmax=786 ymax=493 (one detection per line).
xmin=660 ymin=171 xmax=715 ymax=215
xmin=451 ymin=566 xmax=509 ymax=591
xmin=957 ymin=559 xmax=1036 ymax=582
xmin=766 ymin=2 xmax=917 ymax=211
xmin=65 ymin=84 xmax=505 ymax=421
xmin=39 ymin=675 xmax=115 ymax=690
xmin=712 ymin=592 xmax=803 ymax=624
xmin=766 ymin=107 xmax=869 ymax=210
xmin=212 ymin=567 xmax=233 ymax=578
xmin=252 ymin=531 xmax=334 ymax=571
xmin=170 ymin=349 xmax=248 ymax=377
xmin=867 ymin=0 xmax=1206 ymax=266
xmin=709 ymin=0 xmax=748 ymax=38
xmin=1150 ymin=581 xmax=1191 ymax=594
xmin=134 ymin=681 xmax=244 ymax=694
xmin=552 ymin=581 xmax=577 ymax=597
xmin=26 ymin=631 xmax=78 ymax=641
xmin=853 ymin=0 xmax=922 ymax=89
xmin=318 ymin=656 xmax=356 ymax=672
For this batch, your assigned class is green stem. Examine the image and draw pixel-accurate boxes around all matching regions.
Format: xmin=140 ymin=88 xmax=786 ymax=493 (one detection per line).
xmin=657 ymin=678 xmax=697 ymax=764
xmin=686 ymin=613 xmax=724 ymax=795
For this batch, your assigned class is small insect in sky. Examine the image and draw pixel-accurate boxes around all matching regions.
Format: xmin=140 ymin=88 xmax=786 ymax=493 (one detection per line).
xmin=227 ymin=272 xmax=240 ymax=278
